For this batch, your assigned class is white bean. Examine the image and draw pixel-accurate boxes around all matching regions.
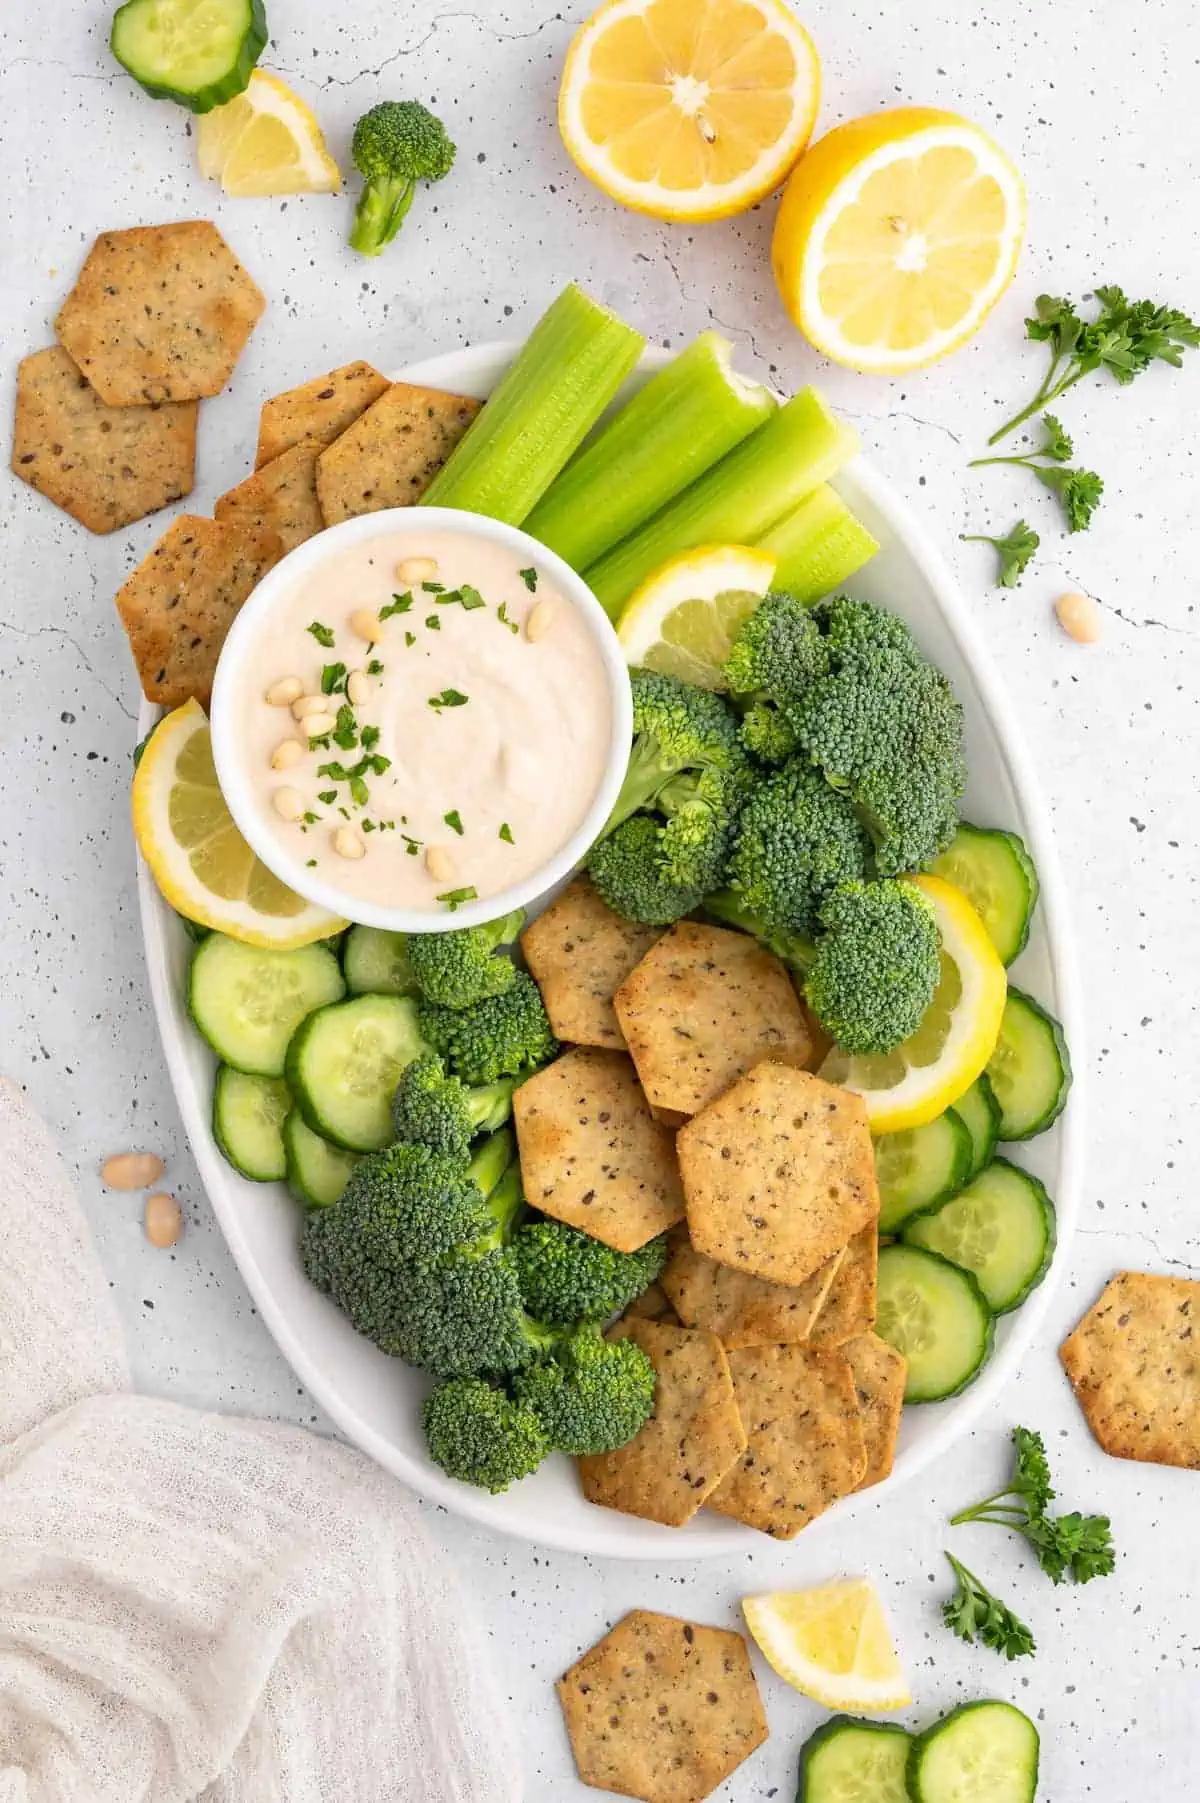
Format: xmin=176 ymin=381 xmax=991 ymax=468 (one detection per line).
xmin=396 ymin=556 xmax=439 ymax=585
xmin=265 ymin=676 xmax=303 ymax=707
xmin=347 ymin=670 xmax=370 ymax=706
xmin=525 ymin=600 xmax=555 ymax=642
xmin=1054 ymin=590 xmax=1102 ymax=644
xmin=145 ymin=1191 xmax=183 ymax=1248
xmin=425 ymin=844 xmax=455 ymax=883
xmin=272 ymin=786 xmax=306 ymax=822
xmin=292 ymin=694 xmax=329 ymax=720
xmin=102 ymin=1151 xmax=164 ymax=1191
xmin=334 ymin=826 xmax=366 ymax=861
xmin=350 ymin=607 xmax=383 ymax=643
xmin=271 ymin=738 xmax=304 ymax=772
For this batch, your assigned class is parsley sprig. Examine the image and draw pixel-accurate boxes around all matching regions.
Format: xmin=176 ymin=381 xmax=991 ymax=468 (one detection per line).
xmin=989 ymin=286 xmax=1199 ymax=444
xmin=942 ymin=1554 xmax=1036 ymax=1660
xmin=950 ymin=1426 xmax=1115 ymax=1585
xmin=971 ymin=414 xmax=1104 ymax=533
xmin=961 ymin=520 xmax=1040 ymax=588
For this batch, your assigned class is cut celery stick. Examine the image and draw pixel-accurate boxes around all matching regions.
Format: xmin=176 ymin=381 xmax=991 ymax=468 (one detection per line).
xmin=757 ymin=485 xmax=879 ymax=603
xmin=524 ymin=333 xmax=776 ymax=570
xmin=584 ymin=389 xmax=858 ymax=620
xmin=420 ymin=284 xmax=645 ymax=525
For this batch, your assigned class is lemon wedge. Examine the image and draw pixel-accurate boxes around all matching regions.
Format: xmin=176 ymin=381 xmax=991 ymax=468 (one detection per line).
xmin=743 ymin=1580 xmax=912 ymax=1713
xmin=616 ymin=544 xmax=776 ymax=687
xmin=133 ymin=700 xmax=345 ymax=948
xmin=820 ymin=874 xmax=1008 ymax=1133
xmin=197 ymin=71 xmax=341 ymax=197
xmin=559 ymin=0 xmax=820 ymax=223
xmin=773 ymin=107 xmax=1025 ymax=373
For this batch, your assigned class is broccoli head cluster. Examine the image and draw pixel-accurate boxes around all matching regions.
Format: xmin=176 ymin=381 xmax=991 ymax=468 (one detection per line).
xmin=418 ymin=970 xmax=559 ymax=1086
xmin=804 ymin=877 xmax=941 ymax=1054
xmin=406 ymin=910 xmax=524 ymax=1009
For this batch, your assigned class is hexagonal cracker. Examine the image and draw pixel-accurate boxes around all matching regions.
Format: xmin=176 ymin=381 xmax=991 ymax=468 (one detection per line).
xmin=255 ymin=359 xmax=390 ymax=467
xmin=805 ymin=1227 xmax=878 ymax=1346
xmin=215 ymin=439 xmax=324 ymax=554
xmin=56 ymin=222 xmax=265 ymax=406
xmin=678 ymin=1062 xmax=878 ymax=1286
xmin=842 ymin=1332 xmax=907 ymax=1490
xmin=558 ymin=1609 xmax=768 ymax=1803
xmin=522 ymin=878 xmax=662 ymax=1051
xmin=12 ymin=346 xmax=197 ymax=534
xmin=578 ymin=1319 xmax=746 ymax=1527
xmin=662 ymin=1228 xmax=845 ymax=1350
xmin=1060 ymin=1270 xmax=1200 ymax=1468
xmin=614 ymin=921 xmax=814 ymax=1117
xmin=512 ymin=1048 xmax=685 ymax=1252
xmin=315 ymin=382 xmax=481 ymax=523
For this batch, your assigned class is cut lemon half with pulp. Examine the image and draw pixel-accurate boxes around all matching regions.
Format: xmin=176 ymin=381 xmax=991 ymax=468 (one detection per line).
xmin=559 ymin=0 xmax=821 ymax=222
xmin=773 ymin=107 xmax=1025 ymax=372
xmin=617 ymin=544 xmax=776 ymax=686
xmin=743 ymin=1580 xmax=912 ymax=1713
xmin=133 ymin=700 xmax=346 ymax=948
xmin=821 ymin=874 xmax=1007 ymax=1133
xmin=197 ymin=71 xmax=341 ymax=196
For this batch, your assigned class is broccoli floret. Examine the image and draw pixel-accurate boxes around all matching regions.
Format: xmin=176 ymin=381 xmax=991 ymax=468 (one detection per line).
xmin=804 ymin=878 xmax=940 ymax=1054
xmin=335 ymin=1130 xmax=512 ymax=1272
xmin=391 ymin=1052 xmax=515 ymax=1159
xmin=418 ymin=971 xmax=558 ymax=1086
xmin=422 ymin=1377 xmax=549 ymax=1492
xmin=726 ymin=758 xmax=874 ymax=937
xmin=513 ymin=1221 xmax=669 ymax=1325
xmin=513 ymin=1325 xmax=656 ymax=1456
xmin=814 ymin=593 xmax=925 ymax=663
xmin=406 ymin=910 xmax=524 ymax=1009
xmin=589 ymin=814 xmax=707 ymax=926
xmin=724 ymin=591 xmax=830 ymax=764
xmin=301 ymin=1206 xmax=421 ymax=1358
xmin=349 ymin=100 xmax=456 ymax=258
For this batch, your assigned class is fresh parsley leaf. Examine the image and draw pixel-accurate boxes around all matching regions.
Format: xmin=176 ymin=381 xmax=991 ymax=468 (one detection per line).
xmin=366 ymin=658 xmax=384 ymax=676
xmin=321 ymin=662 xmax=348 ymax=695
xmin=302 ymin=811 xmax=320 ymax=826
xmin=428 ymin=688 xmax=468 ymax=710
xmin=362 ymin=819 xmax=376 ymax=833
xmin=444 ymin=809 xmax=465 ymax=836
xmin=942 ymin=1554 xmax=1035 ymax=1660
xmin=961 ymin=520 xmax=1040 ymax=587
xmin=404 ymin=632 xmax=416 ymax=648
xmin=317 ymin=790 xmax=338 ymax=806
xmin=519 ymin=567 xmax=538 ymax=591
xmin=438 ymin=886 xmax=479 ymax=911
xmin=1034 ymin=463 xmax=1104 ymax=531
xmin=458 ymin=584 xmax=486 ymax=611
xmin=422 ymin=580 xmax=446 ymax=593
xmin=498 ymin=822 xmax=514 ymax=844
xmin=332 ymin=705 xmax=358 ymax=750
xmin=307 ymin=621 xmax=335 ymax=648
xmin=1038 ymin=412 xmax=1073 ymax=462
xmin=402 ymin=834 xmax=422 ymax=856
xmin=380 ymin=592 xmax=414 ymax=620
xmin=497 ymin=601 xmax=519 ymax=634
xmin=950 ymin=1425 xmax=1115 ymax=1586
xmin=316 ymin=761 xmax=349 ymax=782
xmin=349 ymin=775 xmax=369 ymax=807
xmin=360 ymin=724 xmax=381 ymax=751
xmin=425 ymin=614 xmax=441 ymax=631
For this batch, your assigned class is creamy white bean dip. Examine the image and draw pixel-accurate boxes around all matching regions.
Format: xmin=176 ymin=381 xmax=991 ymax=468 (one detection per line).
xmin=234 ymin=530 xmax=614 ymax=912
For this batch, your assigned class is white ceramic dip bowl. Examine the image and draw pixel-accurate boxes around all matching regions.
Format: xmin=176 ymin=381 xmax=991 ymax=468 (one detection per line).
xmin=210 ymin=506 xmax=633 ymax=934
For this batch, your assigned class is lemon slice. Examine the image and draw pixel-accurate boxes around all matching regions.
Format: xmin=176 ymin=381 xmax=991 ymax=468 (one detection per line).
xmin=743 ymin=1580 xmax=912 ymax=1713
xmin=617 ymin=544 xmax=776 ymax=687
xmin=133 ymin=700 xmax=345 ymax=949
xmin=773 ymin=107 xmax=1025 ymax=373
xmin=197 ymin=71 xmax=341 ymax=197
xmin=820 ymin=874 xmax=1007 ymax=1133
xmin=559 ymin=0 xmax=820 ymax=223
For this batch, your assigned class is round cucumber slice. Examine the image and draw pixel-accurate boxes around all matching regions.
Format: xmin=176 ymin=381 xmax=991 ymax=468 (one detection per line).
xmin=286 ymin=994 xmax=428 ymax=1151
xmin=212 ymin=1067 xmax=290 ymax=1182
xmin=931 ymin=822 xmax=1040 ymax=965
xmin=876 ymin=1244 xmax=994 ymax=1402
xmin=188 ymin=935 xmax=346 ymax=1077
xmin=111 ymin=0 xmax=267 ymax=113
xmin=874 ymin=1111 xmax=973 ymax=1233
xmin=947 ymin=1074 xmax=1002 ymax=1179
xmin=908 ymin=1700 xmax=1039 ymax=1803
xmin=902 ymin=1158 xmax=1056 ymax=1312
xmin=283 ymin=1110 xmax=360 ymax=1209
xmin=342 ymin=926 xmax=417 ymax=997
xmin=987 ymin=988 xmax=1072 ymax=1140
xmin=799 ymin=1716 xmax=912 ymax=1803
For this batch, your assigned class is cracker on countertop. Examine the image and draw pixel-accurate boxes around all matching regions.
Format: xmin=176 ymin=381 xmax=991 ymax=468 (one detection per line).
xmin=558 ymin=1609 xmax=768 ymax=1803
xmin=842 ymin=1332 xmax=907 ymax=1489
xmin=55 ymin=221 xmax=264 ymax=406
xmin=614 ymin=922 xmax=813 ymax=1118
xmin=215 ymin=439 xmax=324 ymax=553
xmin=678 ymin=1063 xmax=879 ymax=1287
xmin=521 ymin=879 xmax=662 ymax=1051
xmin=662 ymin=1228 xmax=845 ymax=1350
xmin=578 ymin=1319 xmax=746 ymax=1528
xmin=806 ymin=1228 xmax=878 ymax=1346
xmin=316 ymin=382 xmax=481 ymax=523
xmin=512 ymin=1048 xmax=685 ymax=1253
xmin=707 ymin=1343 xmax=867 ymax=1539
xmin=1060 ymin=1270 xmax=1200 ymax=1468
xmin=255 ymin=360 xmax=390 ymax=467
xmin=115 ymin=513 xmax=281 ymax=707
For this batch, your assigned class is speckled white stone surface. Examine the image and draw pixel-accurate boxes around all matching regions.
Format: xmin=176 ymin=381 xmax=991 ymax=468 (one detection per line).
xmin=2 ymin=2 xmax=1199 ymax=1796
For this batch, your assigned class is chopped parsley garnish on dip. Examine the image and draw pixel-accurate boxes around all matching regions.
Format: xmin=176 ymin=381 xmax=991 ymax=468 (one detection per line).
xmin=422 ymin=580 xmax=445 ymax=593
xmin=237 ymin=529 xmax=613 ymax=909
xmin=519 ymin=567 xmax=538 ymax=591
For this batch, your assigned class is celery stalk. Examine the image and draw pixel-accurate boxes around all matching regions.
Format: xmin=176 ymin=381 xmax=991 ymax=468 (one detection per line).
xmin=757 ymin=486 xmax=880 ymax=603
xmin=420 ymin=284 xmax=645 ymax=525
xmin=524 ymin=333 xmax=776 ymax=570
xmin=584 ymin=389 xmax=858 ymax=620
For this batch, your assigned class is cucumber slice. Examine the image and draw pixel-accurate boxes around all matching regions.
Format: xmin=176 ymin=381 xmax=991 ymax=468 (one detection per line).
xmin=189 ymin=935 xmax=346 ymax=1077
xmin=902 ymin=1159 xmax=1056 ymax=1313
xmin=286 ymin=995 xmax=427 ymax=1151
xmin=111 ymin=0 xmax=267 ymax=112
xmin=908 ymin=1700 xmax=1039 ymax=1803
xmin=874 ymin=1111 xmax=973 ymax=1233
xmin=342 ymin=926 xmax=417 ymax=997
xmin=986 ymin=988 xmax=1072 ymax=1141
xmin=283 ymin=1109 xmax=360 ymax=1208
xmin=798 ymin=1716 xmax=912 ymax=1803
xmin=930 ymin=823 xmax=1040 ymax=965
xmin=212 ymin=1067 xmax=290 ymax=1182
xmin=876 ymin=1244 xmax=994 ymax=1402
xmin=949 ymin=1075 xmax=1002 ymax=1180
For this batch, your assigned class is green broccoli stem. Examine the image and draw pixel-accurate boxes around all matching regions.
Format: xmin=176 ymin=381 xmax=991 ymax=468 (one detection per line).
xmin=466 ymin=1078 xmax=517 ymax=1135
xmin=703 ymin=890 xmax=817 ymax=976
xmin=349 ymin=176 xmax=417 ymax=257
xmin=601 ymin=738 xmax=679 ymax=838
xmin=467 ymin=1129 xmax=516 ymax=1204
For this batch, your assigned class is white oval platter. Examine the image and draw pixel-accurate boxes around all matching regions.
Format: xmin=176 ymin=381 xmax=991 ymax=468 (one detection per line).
xmin=137 ymin=340 xmax=1085 ymax=1558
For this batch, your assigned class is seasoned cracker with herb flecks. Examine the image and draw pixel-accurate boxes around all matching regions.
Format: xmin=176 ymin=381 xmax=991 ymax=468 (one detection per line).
xmin=255 ymin=360 xmax=390 ymax=467
xmin=1061 ymin=1270 xmax=1200 ymax=1468
xmin=662 ymin=1228 xmax=845 ymax=1350
xmin=316 ymin=382 xmax=481 ymax=523
xmin=521 ymin=879 xmax=662 ymax=1052
xmin=215 ymin=440 xmax=324 ymax=554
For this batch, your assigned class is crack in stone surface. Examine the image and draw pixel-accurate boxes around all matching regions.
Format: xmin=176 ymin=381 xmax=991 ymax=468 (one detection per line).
xmin=275 ymin=10 xmax=564 ymax=87
xmin=1075 ymin=1224 xmax=1199 ymax=1274
xmin=0 ymin=621 xmax=135 ymax=721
